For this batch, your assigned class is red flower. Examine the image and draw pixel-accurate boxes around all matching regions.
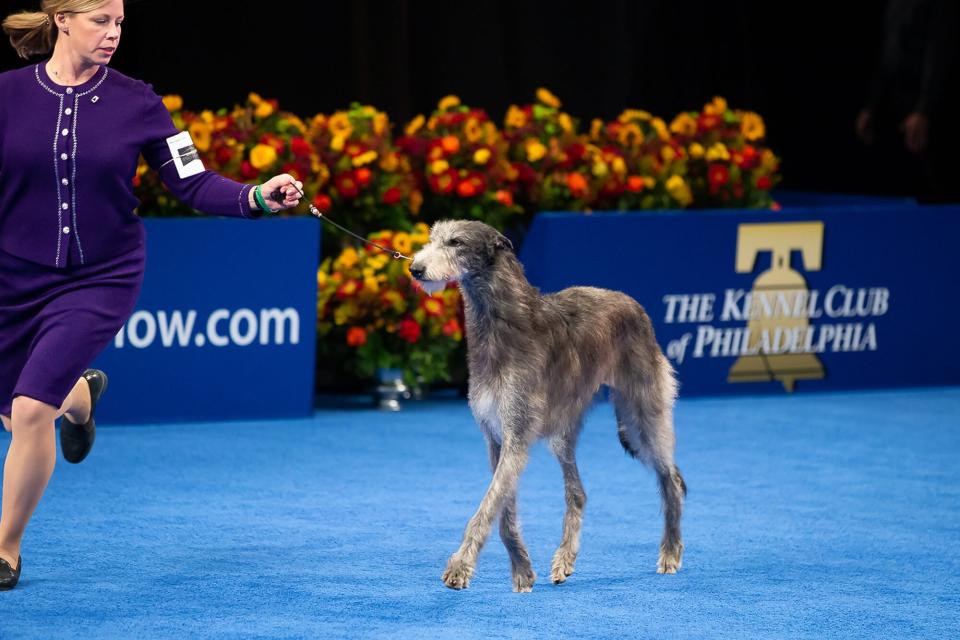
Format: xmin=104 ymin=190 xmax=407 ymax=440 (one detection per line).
xmin=421 ymin=296 xmax=444 ymax=317
xmin=335 ymin=280 xmax=361 ymax=299
xmin=334 ymin=172 xmax=360 ymax=198
xmin=346 ymin=326 xmax=367 ymax=347
xmin=708 ymin=163 xmax=730 ymax=188
xmin=697 ymin=113 xmax=720 ymax=133
xmin=281 ymin=163 xmax=301 ymax=181
xmin=494 ymin=190 xmax=514 ymax=206
xmin=442 ymin=317 xmax=461 ymax=338
xmin=354 ymin=167 xmax=372 ymax=187
xmin=382 ymin=186 xmax=402 ymax=205
xmin=240 ymin=160 xmax=259 ymax=180
xmin=398 ymin=318 xmax=421 ymax=343
xmin=291 ymin=136 xmax=312 ymax=158
xmin=260 ymin=134 xmax=285 ymax=154
xmin=626 ymin=176 xmax=645 ymax=193
xmin=313 ymin=194 xmax=332 ymax=211
xmin=756 ymin=175 xmax=772 ymax=190
xmin=215 ymin=146 xmax=234 ymax=164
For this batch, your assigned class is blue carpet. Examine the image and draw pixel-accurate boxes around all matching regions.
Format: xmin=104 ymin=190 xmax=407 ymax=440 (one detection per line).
xmin=1 ymin=387 xmax=958 ymax=639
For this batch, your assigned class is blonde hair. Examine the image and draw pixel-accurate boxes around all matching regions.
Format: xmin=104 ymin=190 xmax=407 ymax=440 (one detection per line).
xmin=2 ymin=0 xmax=110 ymax=59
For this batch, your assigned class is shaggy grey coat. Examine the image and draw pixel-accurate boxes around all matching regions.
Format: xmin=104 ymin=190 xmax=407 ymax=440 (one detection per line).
xmin=410 ymin=220 xmax=686 ymax=592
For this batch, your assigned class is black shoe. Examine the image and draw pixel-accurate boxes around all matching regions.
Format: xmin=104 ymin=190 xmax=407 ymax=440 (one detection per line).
xmin=60 ymin=369 xmax=108 ymax=464
xmin=0 ymin=556 xmax=21 ymax=590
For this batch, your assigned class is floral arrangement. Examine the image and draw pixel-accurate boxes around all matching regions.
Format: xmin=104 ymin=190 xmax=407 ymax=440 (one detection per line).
xmin=396 ymin=96 xmax=521 ymax=230
xmin=306 ymin=103 xmax=418 ymax=235
xmin=136 ymin=93 xmax=322 ymax=218
xmin=501 ymin=88 xmax=598 ymax=215
xmin=316 ymin=223 xmax=464 ymax=386
xmin=667 ymin=96 xmax=780 ymax=208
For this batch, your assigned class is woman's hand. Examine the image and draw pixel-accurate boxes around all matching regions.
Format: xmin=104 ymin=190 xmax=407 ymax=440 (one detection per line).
xmin=251 ymin=173 xmax=304 ymax=212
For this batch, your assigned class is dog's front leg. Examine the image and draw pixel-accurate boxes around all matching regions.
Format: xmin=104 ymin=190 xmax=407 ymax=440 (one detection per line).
xmin=443 ymin=436 xmax=530 ymax=591
xmin=486 ymin=438 xmax=536 ymax=592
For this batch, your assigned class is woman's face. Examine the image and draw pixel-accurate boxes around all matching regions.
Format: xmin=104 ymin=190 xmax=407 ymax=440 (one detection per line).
xmin=60 ymin=0 xmax=124 ymax=65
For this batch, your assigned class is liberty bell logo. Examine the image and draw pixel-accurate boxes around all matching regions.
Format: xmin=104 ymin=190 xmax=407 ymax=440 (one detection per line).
xmin=727 ymin=222 xmax=826 ymax=391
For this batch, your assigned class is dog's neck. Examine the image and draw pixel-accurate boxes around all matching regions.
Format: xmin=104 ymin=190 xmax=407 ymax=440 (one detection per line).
xmin=459 ymin=251 xmax=540 ymax=351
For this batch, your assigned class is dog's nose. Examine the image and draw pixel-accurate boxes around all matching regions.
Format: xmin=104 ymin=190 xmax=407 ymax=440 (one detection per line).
xmin=409 ymin=265 xmax=426 ymax=279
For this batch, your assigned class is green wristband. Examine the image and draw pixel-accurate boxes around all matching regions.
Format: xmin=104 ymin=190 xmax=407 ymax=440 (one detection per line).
xmin=253 ymin=185 xmax=270 ymax=212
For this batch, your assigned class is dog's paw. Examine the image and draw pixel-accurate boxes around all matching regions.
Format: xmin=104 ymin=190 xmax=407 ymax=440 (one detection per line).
xmin=512 ymin=566 xmax=536 ymax=593
xmin=551 ymin=547 xmax=577 ymax=584
xmin=442 ymin=556 xmax=474 ymax=590
xmin=657 ymin=542 xmax=684 ymax=574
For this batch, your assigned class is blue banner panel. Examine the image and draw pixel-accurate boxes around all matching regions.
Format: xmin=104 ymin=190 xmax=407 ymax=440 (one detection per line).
xmin=93 ymin=217 xmax=320 ymax=423
xmin=518 ymin=205 xmax=960 ymax=396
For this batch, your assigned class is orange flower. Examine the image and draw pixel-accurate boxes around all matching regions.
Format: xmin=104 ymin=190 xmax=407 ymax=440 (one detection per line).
xmin=346 ymin=326 xmax=367 ymax=347
xmin=566 ymin=172 xmax=588 ymax=197
xmin=441 ymin=135 xmax=460 ymax=155
xmin=494 ymin=190 xmax=514 ymax=206
xmin=421 ymin=297 xmax=444 ymax=317
xmin=626 ymin=176 xmax=645 ymax=193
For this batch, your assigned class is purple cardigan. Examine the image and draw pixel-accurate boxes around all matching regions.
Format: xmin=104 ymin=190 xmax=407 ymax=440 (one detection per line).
xmin=0 ymin=62 xmax=259 ymax=268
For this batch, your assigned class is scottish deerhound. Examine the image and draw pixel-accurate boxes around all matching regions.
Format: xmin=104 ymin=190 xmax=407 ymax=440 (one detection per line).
xmin=409 ymin=220 xmax=686 ymax=592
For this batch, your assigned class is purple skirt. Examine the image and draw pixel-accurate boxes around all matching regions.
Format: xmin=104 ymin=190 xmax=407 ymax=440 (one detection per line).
xmin=0 ymin=246 xmax=144 ymax=417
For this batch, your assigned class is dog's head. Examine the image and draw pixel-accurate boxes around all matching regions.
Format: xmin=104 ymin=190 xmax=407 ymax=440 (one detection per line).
xmin=409 ymin=220 xmax=513 ymax=294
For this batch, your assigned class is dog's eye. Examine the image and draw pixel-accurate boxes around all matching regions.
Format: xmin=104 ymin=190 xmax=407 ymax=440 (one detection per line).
xmin=446 ymin=238 xmax=463 ymax=247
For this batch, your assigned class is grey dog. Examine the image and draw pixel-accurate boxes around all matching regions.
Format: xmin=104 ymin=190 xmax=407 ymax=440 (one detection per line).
xmin=409 ymin=220 xmax=686 ymax=592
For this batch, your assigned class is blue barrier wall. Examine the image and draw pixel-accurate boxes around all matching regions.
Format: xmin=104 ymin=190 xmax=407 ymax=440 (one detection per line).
xmin=519 ymin=205 xmax=960 ymax=396
xmin=92 ymin=217 xmax=320 ymax=423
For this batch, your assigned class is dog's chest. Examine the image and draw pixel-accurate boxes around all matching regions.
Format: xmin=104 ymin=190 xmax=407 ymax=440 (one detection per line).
xmin=469 ymin=386 xmax=503 ymax=443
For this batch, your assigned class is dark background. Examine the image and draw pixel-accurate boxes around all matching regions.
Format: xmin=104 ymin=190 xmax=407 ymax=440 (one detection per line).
xmin=3 ymin=0 xmax=958 ymax=202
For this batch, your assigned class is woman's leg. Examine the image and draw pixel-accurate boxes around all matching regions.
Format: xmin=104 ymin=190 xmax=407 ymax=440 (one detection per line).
xmin=0 ymin=378 xmax=90 ymax=567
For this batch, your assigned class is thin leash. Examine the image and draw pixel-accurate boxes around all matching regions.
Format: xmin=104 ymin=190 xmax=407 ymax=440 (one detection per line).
xmin=270 ymin=182 xmax=413 ymax=262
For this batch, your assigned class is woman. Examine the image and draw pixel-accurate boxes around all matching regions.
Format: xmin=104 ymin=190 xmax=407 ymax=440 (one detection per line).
xmin=0 ymin=0 xmax=303 ymax=590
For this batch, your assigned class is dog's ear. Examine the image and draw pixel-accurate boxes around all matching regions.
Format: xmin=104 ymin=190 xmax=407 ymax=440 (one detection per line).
xmin=493 ymin=231 xmax=513 ymax=253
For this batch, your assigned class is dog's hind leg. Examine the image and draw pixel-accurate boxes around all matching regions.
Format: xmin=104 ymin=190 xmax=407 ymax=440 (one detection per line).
xmin=442 ymin=434 xmax=531 ymax=591
xmin=487 ymin=439 xmax=537 ymax=592
xmin=549 ymin=433 xmax=587 ymax=584
xmin=611 ymin=359 xmax=686 ymax=574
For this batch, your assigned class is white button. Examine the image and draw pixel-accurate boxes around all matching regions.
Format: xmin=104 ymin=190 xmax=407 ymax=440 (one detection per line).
xmin=65 ymin=87 xmax=73 ymax=94
xmin=62 ymin=203 xmax=69 ymax=210
xmin=62 ymin=178 xmax=69 ymax=186
xmin=65 ymin=108 xmax=72 ymax=115
xmin=62 ymin=226 xmax=70 ymax=234
xmin=60 ymin=153 xmax=68 ymax=160
xmin=62 ymin=129 xmax=69 ymax=136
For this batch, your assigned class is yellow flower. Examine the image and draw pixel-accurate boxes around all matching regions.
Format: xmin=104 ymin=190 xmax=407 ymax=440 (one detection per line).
xmin=464 ymin=118 xmax=483 ymax=143
xmin=484 ymin=122 xmax=498 ymax=145
xmin=473 ymin=148 xmax=492 ymax=165
xmin=740 ymin=111 xmax=766 ymax=141
xmin=706 ymin=142 xmax=730 ymax=161
xmin=317 ymin=269 xmax=327 ymax=289
xmin=363 ymin=276 xmax=380 ymax=293
xmin=590 ymin=118 xmax=604 ymax=140
xmin=651 ymin=118 xmax=669 ymax=141
xmin=310 ymin=114 xmax=327 ymax=131
xmin=661 ymin=146 xmax=677 ymax=163
xmin=761 ymin=149 xmax=778 ymax=171
xmin=250 ymin=144 xmax=277 ymax=170
xmin=334 ymin=247 xmax=359 ymax=271
xmin=689 ymin=142 xmax=705 ymax=159
xmin=405 ymin=114 xmax=425 ymax=136
xmin=255 ymin=101 xmax=274 ymax=119
xmin=536 ymin=87 xmax=561 ymax=109
xmin=669 ymin=113 xmax=697 ymax=137
xmin=162 ymin=95 xmax=183 ymax=112
xmin=611 ymin=157 xmax=627 ymax=176
xmin=427 ymin=116 xmax=438 ymax=131
xmin=666 ymin=175 xmax=693 ymax=207
xmin=704 ymin=96 xmax=728 ymax=116
xmin=430 ymin=159 xmax=450 ymax=175
xmin=329 ymin=112 xmax=353 ymax=138
xmin=506 ymin=105 xmax=527 ymax=129
xmin=330 ymin=135 xmax=346 ymax=152
xmin=617 ymin=123 xmax=644 ymax=147
xmin=438 ymin=95 xmax=461 ymax=111
xmin=333 ymin=301 xmax=357 ymax=326
xmin=525 ymin=139 xmax=547 ymax=162
xmin=248 ymin=92 xmax=263 ymax=106
xmin=592 ymin=159 xmax=609 ymax=177
xmin=410 ymin=189 xmax=423 ymax=214
xmin=188 ymin=122 xmax=212 ymax=152
xmin=352 ymin=150 xmax=378 ymax=167
xmin=380 ymin=152 xmax=399 ymax=172
xmin=618 ymin=109 xmax=651 ymax=123
xmin=393 ymin=233 xmax=413 ymax=255
xmin=558 ymin=113 xmax=574 ymax=133
xmin=373 ymin=113 xmax=388 ymax=136
xmin=643 ymin=176 xmax=656 ymax=189
xmin=284 ymin=115 xmax=307 ymax=134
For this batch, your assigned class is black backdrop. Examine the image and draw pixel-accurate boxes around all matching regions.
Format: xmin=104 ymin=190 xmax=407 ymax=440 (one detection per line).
xmin=3 ymin=0 xmax=958 ymax=201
